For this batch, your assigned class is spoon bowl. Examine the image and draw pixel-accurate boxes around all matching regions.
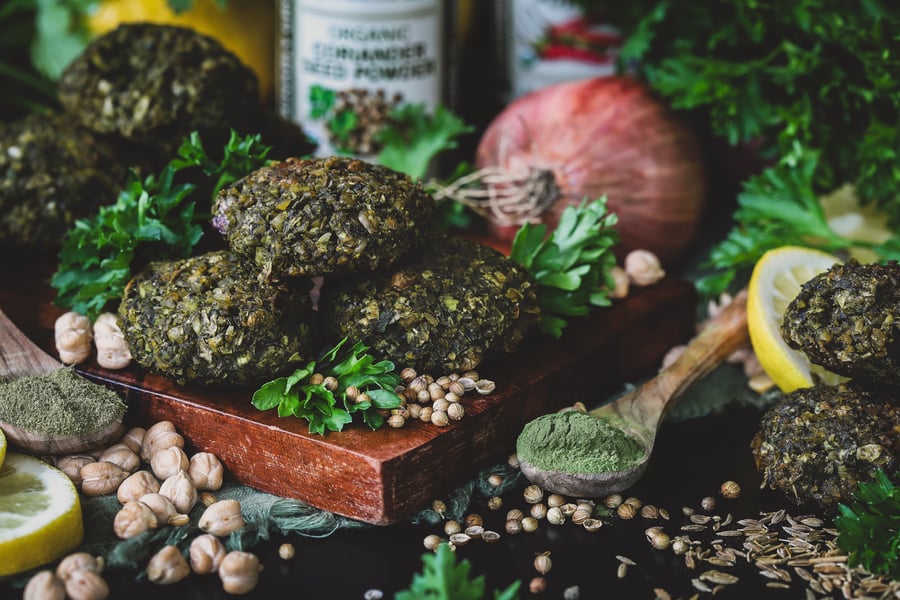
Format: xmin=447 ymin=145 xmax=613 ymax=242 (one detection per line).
xmin=0 ymin=307 xmax=125 ymax=454
xmin=519 ymin=289 xmax=749 ymax=498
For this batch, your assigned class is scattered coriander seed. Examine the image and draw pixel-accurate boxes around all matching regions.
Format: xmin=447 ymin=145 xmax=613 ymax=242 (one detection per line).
xmin=430 ymin=410 xmax=450 ymax=427
xmin=647 ymin=529 xmax=671 ymax=550
xmin=617 ymin=503 xmax=637 ymax=520
xmin=529 ymin=577 xmax=547 ymax=594
xmin=530 ymin=503 xmax=548 ymax=520
xmin=720 ymin=480 xmax=741 ymax=499
xmin=432 ymin=499 xmax=447 ymax=516
xmin=400 ymin=367 xmax=417 ymax=382
xmin=462 ymin=370 xmax=479 ymax=381
xmin=508 ymin=453 xmax=520 ymax=468
xmin=547 ymin=493 xmax=566 ymax=508
xmin=521 ymin=517 xmax=539 ymax=532
xmin=357 ymin=392 xmax=371 ymax=406
xmin=659 ymin=508 xmax=670 ymax=520
xmin=572 ymin=505 xmax=592 ymax=525
xmin=561 ymin=503 xmax=578 ymax=517
xmin=446 ymin=402 xmax=465 ymax=421
xmin=602 ymin=494 xmax=623 ymax=509
xmin=506 ymin=508 xmax=524 ymax=521
xmin=487 ymin=496 xmax=503 ymax=511
xmin=444 ymin=520 xmax=461 ymax=536
xmin=523 ymin=484 xmax=543 ymax=504
xmin=364 ymin=590 xmax=384 ymax=600
xmin=448 ymin=532 xmax=471 ymax=547
xmin=583 ymin=518 xmax=603 ymax=532
xmin=465 ymin=525 xmax=484 ymax=539
xmin=428 ymin=383 xmax=445 ymax=400
xmin=309 ymin=373 xmax=324 ymax=385
xmin=423 ymin=534 xmax=442 ymax=551
xmin=432 ymin=398 xmax=450 ymax=412
xmin=436 ymin=375 xmax=451 ymax=389
xmin=458 ymin=377 xmax=476 ymax=392
xmin=387 ymin=414 xmax=406 ymax=428
xmin=278 ymin=543 xmax=295 ymax=560
xmin=448 ymin=380 xmax=465 ymax=396
xmin=474 ymin=379 xmax=496 ymax=395
xmin=534 ymin=552 xmax=552 ymax=575
xmin=640 ymin=504 xmax=659 ymax=519
xmin=624 ymin=496 xmax=643 ymax=510
xmin=322 ymin=376 xmax=339 ymax=391
xmin=505 ymin=519 xmax=522 ymax=535
xmin=671 ymin=538 xmax=689 ymax=555
xmin=487 ymin=474 xmax=504 ymax=488
xmin=417 ymin=390 xmax=432 ymax=404
xmin=408 ymin=376 xmax=427 ymax=393
xmin=563 ymin=585 xmax=581 ymax=600
xmin=482 ymin=530 xmax=500 ymax=543
xmin=547 ymin=506 xmax=566 ymax=525
xmin=682 ymin=506 xmax=695 ymax=516
xmin=407 ymin=404 xmax=422 ymax=419
xmin=700 ymin=496 xmax=717 ymax=511
xmin=418 ymin=407 xmax=433 ymax=422
xmin=345 ymin=385 xmax=360 ymax=401
xmin=465 ymin=513 xmax=483 ymax=528
xmin=391 ymin=406 xmax=410 ymax=419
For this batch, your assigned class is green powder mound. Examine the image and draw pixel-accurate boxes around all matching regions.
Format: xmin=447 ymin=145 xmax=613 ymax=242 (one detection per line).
xmin=0 ymin=368 xmax=126 ymax=435
xmin=516 ymin=410 xmax=646 ymax=474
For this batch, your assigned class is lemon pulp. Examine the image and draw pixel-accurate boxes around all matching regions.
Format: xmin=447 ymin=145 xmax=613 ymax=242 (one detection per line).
xmin=747 ymin=246 xmax=847 ymax=393
xmin=0 ymin=452 xmax=84 ymax=576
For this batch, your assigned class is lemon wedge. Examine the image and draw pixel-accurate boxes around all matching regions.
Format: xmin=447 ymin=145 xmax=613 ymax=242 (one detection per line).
xmin=0 ymin=452 xmax=84 ymax=576
xmin=747 ymin=246 xmax=848 ymax=393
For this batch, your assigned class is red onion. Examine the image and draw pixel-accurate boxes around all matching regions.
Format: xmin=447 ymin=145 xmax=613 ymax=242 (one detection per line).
xmin=473 ymin=76 xmax=706 ymax=266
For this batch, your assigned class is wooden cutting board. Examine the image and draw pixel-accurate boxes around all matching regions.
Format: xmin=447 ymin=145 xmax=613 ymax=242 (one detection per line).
xmin=0 ymin=255 xmax=696 ymax=525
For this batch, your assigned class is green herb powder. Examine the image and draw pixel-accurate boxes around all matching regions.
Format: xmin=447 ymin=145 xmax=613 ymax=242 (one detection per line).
xmin=0 ymin=367 xmax=126 ymax=435
xmin=516 ymin=410 xmax=646 ymax=474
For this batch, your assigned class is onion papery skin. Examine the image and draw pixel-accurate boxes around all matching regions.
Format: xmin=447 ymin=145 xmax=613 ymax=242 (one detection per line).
xmin=475 ymin=76 xmax=707 ymax=266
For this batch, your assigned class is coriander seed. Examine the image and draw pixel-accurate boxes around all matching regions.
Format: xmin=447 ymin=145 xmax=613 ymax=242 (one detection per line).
xmin=487 ymin=496 xmax=503 ymax=510
xmin=529 ymin=577 xmax=546 ymax=594
xmin=700 ymin=496 xmax=716 ymax=511
xmin=547 ymin=506 xmax=565 ymax=525
xmin=523 ymin=484 xmax=543 ymax=504
xmin=387 ymin=414 xmax=406 ymax=428
xmin=521 ymin=517 xmax=539 ymax=532
xmin=507 ymin=508 xmax=524 ymax=521
xmin=465 ymin=513 xmax=483 ymax=528
xmin=603 ymin=494 xmax=623 ymax=508
xmin=400 ymin=367 xmax=417 ymax=382
xmin=432 ymin=499 xmax=447 ymax=516
xmin=530 ymin=503 xmax=548 ymax=520
xmin=547 ymin=493 xmax=566 ymax=508
xmin=444 ymin=520 xmax=461 ymax=536
xmin=640 ymin=504 xmax=659 ymax=519
xmin=534 ymin=552 xmax=552 ymax=575
xmin=720 ymin=480 xmax=741 ymax=499
xmin=487 ymin=474 xmax=504 ymax=488
xmin=278 ymin=543 xmax=295 ymax=560
xmin=617 ymin=503 xmax=636 ymax=520
xmin=447 ymin=403 xmax=465 ymax=421
xmin=505 ymin=519 xmax=522 ymax=534
xmin=423 ymin=534 xmax=442 ymax=551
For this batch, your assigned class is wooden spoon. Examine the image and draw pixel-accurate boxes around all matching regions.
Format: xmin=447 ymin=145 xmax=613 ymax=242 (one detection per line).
xmin=0 ymin=308 xmax=124 ymax=454
xmin=519 ymin=289 xmax=749 ymax=498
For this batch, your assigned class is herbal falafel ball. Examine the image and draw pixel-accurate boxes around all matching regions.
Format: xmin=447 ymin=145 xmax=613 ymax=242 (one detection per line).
xmin=751 ymin=381 xmax=900 ymax=511
xmin=212 ymin=156 xmax=435 ymax=278
xmin=119 ymin=250 xmax=319 ymax=386
xmin=320 ymin=235 xmax=540 ymax=373
xmin=58 ymin=23 xmax=260 ymax=158
xmin=782 ymin=259 xmax=900 ymax=387
xmin=0 ymin=112 xmax=135 ymax=249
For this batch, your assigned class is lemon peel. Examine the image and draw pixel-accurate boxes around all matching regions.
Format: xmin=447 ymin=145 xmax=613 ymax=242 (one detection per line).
xmin=0 ymin=452 xmax=84 ymax=576
xmin=747 ymin=246 xmax=847 ymax=393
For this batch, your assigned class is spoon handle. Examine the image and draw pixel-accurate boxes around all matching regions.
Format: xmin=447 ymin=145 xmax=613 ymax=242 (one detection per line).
xmin=592 ymin=288 xmax=749 ymax=431
xmin=0 ymin=307 xmax=61 ymax=380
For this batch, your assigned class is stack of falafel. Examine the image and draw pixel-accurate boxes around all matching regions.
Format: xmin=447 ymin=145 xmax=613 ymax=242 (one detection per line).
xmin=752 ymin=259 xmax=900 ymax=511
xmin=0 ymin=23 xmax=314 ymax=251
xmin=119 ymin=154 xmax=540 ymax=387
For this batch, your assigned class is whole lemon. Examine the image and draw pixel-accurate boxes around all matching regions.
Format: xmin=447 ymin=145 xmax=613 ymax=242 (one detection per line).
xmin=87 ymin=0 xmax=275 ymax=101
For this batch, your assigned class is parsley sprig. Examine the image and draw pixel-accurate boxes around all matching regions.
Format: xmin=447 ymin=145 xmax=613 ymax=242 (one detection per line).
xmin=510 ymin=197 xmax=619 ymax=338
xmin=396 ymin=543 xmax=521 ymax=600
xmin=835 ymin=469 xmax=900 ymax=578
xmin=251 ymin=338 xmax=403 ymax=435
xmin=51 ymin=130 xmax=271 ymax=319
xmin=696 ymin=146 xmax=900 ymax=295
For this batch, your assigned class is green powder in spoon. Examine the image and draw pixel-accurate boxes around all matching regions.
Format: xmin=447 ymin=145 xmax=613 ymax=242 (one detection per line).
xmin=0 ymin=367 xmax=126 ymax=435
xmin=516 ymin=410 xmax=646 ymax=474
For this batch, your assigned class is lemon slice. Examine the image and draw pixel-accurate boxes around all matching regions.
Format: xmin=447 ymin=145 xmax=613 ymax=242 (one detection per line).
xmin=747 ymin=246 xmax=847 ymax=393
xmin=0 ymin=452 xmax=84 ymax=576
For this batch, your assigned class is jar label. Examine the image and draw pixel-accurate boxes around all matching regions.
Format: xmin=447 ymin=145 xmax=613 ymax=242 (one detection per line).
xmin=494 ymin=0 xmax=621 ymax=101
xmin=279 ymin=0 xmax=444 ymax=157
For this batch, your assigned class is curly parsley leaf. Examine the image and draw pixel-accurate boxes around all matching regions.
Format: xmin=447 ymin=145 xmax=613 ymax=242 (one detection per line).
xmin=835 ymin=469 xmax=900 ymax=578
xmin=395 ymin=543 xmax=521 ymax=600
xmin=510 ymin=197 xmax=619 ymax=338
xmin=51 ymin=130 xmax=272 ymax=319
xmin=376 ymin=102 xmax=474 ymax=181
xmin=252 ymin=337 xmax=403 ymax=435
xmin=696 ymin=145 xmax=900 ymax=297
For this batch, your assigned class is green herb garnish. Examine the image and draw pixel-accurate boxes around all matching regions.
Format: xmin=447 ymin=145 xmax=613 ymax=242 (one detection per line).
xmin=395 ymin=543 xmax=521 ymax=600
xmin=695 ymin=146 xmax=900 ymax=295
xmin=834 ymin=469 xmax=900 ymax=578
xmin=375 ymin=102 xmax=474 ymax=181
xmin=251 ymin=337 xmax=403 ymax=436
xmin=51 ymin=129 xmax=271 ymax=319
xmin=510 ymin=196 xmax=619 ymax=338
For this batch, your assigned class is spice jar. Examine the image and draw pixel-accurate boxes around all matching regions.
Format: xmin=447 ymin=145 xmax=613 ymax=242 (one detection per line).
xmin=277 ymin=0 xmax=457 ymax=159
